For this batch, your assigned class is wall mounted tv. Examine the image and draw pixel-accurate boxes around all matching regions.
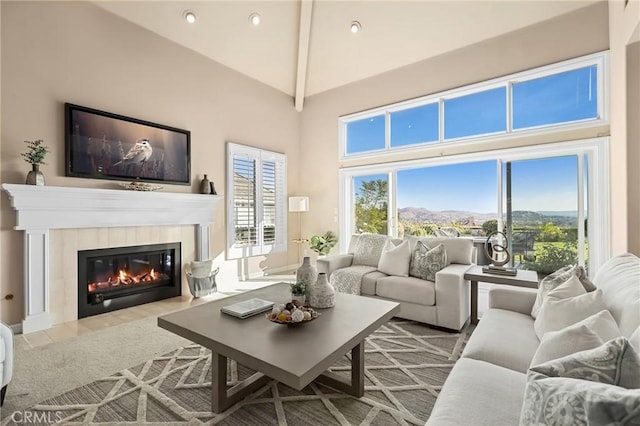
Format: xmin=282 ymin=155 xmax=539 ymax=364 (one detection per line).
xmin=65 ymin=103 xmax=191 ymax=185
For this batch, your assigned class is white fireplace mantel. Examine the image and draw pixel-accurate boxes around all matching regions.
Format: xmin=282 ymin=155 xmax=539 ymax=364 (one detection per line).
xmin=2 ymin=184 xmax=223 ymax=334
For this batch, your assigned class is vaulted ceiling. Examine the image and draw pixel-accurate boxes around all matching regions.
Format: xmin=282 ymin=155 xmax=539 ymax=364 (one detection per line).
xmin=95 ymin=0 xmax=600 ymax=111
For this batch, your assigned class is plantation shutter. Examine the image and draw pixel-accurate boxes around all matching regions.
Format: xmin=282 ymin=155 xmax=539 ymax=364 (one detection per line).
xmin=227 ymin=143 xmax=287 ymax=259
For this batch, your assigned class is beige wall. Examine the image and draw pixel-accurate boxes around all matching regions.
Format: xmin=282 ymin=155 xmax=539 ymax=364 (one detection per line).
xmin=627 ymin=41 xmax=640 ymax=255
xmin=300 ymin=2 xmax=610 ymax=246
xmin=608 ymin=0 xmax=640 ymax=256
xmin=0 ymin=1 xmax=300 ymax=325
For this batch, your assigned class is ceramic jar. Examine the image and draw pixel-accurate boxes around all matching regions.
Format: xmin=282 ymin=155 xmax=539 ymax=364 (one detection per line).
xmin=296 ymin=256 xmax=317 ymax=304
xmin=310 ymin=273 xmax=334 ymax=308
xmin=199 ymin=174 xmax=211 ymax=194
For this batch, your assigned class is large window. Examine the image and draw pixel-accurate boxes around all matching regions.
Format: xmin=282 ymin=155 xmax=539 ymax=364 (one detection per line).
xmin=340 ymin=139 xmax=609 ymax=275
xmin=226 ymin=143 xmax=287 ymax=259
xmin=339 ymin=52 xmax=607 ymax=159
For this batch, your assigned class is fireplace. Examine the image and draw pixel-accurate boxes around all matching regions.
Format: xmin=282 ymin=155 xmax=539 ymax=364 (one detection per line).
xmin=78 ymin=243 xmax=181 ymax=318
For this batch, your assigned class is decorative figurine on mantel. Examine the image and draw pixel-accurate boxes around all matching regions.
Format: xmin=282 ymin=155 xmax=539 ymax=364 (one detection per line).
xmin=21 ymin=139 xmax=49 ymax=186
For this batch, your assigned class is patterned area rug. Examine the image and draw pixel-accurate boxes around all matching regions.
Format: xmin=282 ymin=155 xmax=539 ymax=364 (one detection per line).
xmin=6 ymin=320 xmax=468 ymax=425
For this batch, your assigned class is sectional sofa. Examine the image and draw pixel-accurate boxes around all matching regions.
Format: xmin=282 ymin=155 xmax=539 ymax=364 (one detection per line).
xmin=427 ymin=253 xmax=640 ymax=425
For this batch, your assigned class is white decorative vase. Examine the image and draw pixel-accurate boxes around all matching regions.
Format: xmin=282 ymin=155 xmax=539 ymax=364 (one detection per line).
xmin=296 ymin=256 xmax=317 ymax=305
xmin=310 ymin=272 xmax=334 ymax=308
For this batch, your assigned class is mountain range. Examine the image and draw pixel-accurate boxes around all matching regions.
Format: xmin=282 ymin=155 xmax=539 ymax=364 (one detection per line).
xmin=398 ymin=207 xmax=578 ymax=227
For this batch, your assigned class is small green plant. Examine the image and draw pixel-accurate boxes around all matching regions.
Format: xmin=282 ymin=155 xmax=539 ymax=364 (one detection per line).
xmin=290 ymin=281 xmax=306 ymax=296
xmin=309 ymin=231 xmax=338 ymax=256
xmin=21 ymin=139 xmax=49 ymax=165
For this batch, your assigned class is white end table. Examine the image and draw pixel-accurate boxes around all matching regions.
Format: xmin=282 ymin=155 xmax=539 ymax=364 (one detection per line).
xmin=464 ymin=266 xmax=538 ymax=325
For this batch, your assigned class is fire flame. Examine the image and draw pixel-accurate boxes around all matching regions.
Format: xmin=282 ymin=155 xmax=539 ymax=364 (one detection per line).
xmin=119 ymin=270 xmax=127 ymax=282
xmin=88 ymin=267 xmax=167 ymax=293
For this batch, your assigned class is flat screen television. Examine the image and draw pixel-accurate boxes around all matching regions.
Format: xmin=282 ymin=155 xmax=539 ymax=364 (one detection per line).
xmin=65 ymin=103 xmax=191 ymax=185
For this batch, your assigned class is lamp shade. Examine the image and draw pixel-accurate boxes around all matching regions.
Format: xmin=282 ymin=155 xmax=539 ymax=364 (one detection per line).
xmin=289 ymin=196 xmax=309 ymax=212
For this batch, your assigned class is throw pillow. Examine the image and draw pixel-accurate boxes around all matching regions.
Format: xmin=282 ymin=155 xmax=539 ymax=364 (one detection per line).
xmin=409 ymin=242 xmax=447 ymax=282
xmin=530 ymin=310 xmax=622 ymax=367
xmin=405 ymin=236 xmax=473 ymax=265
xmin=534 ymin=287 xmax=607 ymax=340
xmin=531 ymin=264 xmax=596 ymax=319
xmin=190 ymin=259 xmax=213 ymax=278
xmin=520 ymin=337 xmax=640 ymax=426
xmin=352 ymin=233 xmax=389 ymax=267
xmin=378 ymin=240 xmax=411 ymax=277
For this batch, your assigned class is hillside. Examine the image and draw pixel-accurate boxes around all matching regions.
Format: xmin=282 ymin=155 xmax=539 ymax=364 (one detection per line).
xmin=398 ymin=207 xmax=578 ymax=227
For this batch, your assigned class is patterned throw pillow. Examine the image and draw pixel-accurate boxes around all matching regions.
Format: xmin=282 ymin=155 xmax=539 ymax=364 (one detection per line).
xmin=352 ymin=233 xmax=389 ymax=267
xmin=409 ymin=242 xmax=447 ymax=282
xmin=520 ymin=337 xmax=640 ymax=426
xmin=531 ymin=265 xmax=596 ymax=318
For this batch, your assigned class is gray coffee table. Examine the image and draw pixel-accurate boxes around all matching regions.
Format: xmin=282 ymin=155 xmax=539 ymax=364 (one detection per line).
xmin=158 ymin=282 xmax=400 ymax=412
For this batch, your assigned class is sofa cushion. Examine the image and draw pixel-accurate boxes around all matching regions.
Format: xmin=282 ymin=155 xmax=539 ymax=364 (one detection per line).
xmin=592 ymin=253 xmax=640 ymax=338
xmin=378 ymin=240 xmax=411 ymax=277
xmin=426 ymin=358 xmax=526 ymax=426
xmin=531 ymin=264 xmax=595 ymax=318
xmin=409 ymin=242 xmax=447 ymax=281
xmin=376 ymin=275 xmax=435 ymax=306
xmin=361 ymin=271 xmax=386 ymax=296
xmin=405 ymin=236 xmax=473 ymax=265
xmin=462 ymin=308 xmax=539 ymax=373
xmin=530 ymin=310 xmax=621 ymax=367
xmin=351 ymin=233 xmax=388 ymax=267
xmin=632 ymin=326 xmax=640 ymax=354
xmin=520 ymin=337 xmax=640 ymax=426
xmin=534 ymin=288 xmax=606 ymax=340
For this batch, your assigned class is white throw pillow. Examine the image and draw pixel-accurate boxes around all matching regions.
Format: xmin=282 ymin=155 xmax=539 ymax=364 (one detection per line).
xmin=534 ymin=287 xmax=607 ymax=340
xmin=531 ymin=264 xmax=595 ymax=319
xmin=190 ymin=259 xmax=213 ymax=278
xmin=378 ymin=240 xmax=411 ymax=277
xmin=530 ymin=310 xmax=622 ymax=366
xmin=631 ymin=326 xmax=640 ymax=354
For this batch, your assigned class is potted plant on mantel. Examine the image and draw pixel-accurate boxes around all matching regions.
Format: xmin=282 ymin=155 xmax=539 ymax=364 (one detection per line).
xmin=21 ymin=139 xmax=49 ymax=186
xmin=309 ymin=231 xmax=338 ymax=257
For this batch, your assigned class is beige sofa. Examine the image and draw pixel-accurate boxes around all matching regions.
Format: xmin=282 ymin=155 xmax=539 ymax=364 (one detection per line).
xmin=427 ymin=253 xmax=640 ymax=425
xmin=317 ymin=234 xmax=475 ymax=331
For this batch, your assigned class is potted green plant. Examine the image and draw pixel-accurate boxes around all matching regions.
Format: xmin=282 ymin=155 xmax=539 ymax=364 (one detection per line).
xmin=309 ymin=231 xmax=338 ymax=257
xmin=21 ymin=139 xmax=49 ymax=186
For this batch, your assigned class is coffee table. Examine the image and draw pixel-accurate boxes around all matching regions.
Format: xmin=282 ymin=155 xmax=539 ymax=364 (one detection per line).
xmin=158 ymin=282 xmax=400 ymax=412
xmin=464 ymin=265 xmax=538 ymax=325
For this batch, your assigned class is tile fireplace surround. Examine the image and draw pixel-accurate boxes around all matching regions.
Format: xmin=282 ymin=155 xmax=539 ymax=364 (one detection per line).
xmin=2 ymin=184 xmax=222 ymax=334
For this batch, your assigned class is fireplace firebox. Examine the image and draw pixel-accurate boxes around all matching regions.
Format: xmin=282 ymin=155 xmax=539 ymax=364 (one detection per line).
xmin=78 ymin=243 xmax=181 ymax=318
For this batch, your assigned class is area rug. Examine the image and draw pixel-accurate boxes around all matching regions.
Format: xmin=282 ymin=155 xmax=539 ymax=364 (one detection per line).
xmin=6 ymin=320 xmax=468 ymax=425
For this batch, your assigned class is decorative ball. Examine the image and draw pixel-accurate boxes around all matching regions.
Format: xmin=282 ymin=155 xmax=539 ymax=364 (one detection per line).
xmin=272 ymin=306 xmax=282 ymax=315
xmin=282 ymin=309 xmax=290 ymax=316
xmin=277 ymin=313 xmax=289 ymax=322
xmin=303 ymin=311 xmax=311 ymax=321
xmin=285 ymin=302 xmax=294 ymax=311
xmin=291 ymin=308 xmax=304 ymax=323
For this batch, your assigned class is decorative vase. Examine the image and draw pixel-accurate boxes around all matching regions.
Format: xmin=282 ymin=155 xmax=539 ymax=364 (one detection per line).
xmin=199 ymin=174 xmax=210 ymax=194
xmin=310 ymin=273 xmax=334 ymax=308
xmin=209 ymin=181 xmax=217 ymax=195
xmin=25 ymin=164 xmax=45 ymax=186
xmin=291 ymin=294 xmax=305 ymax=305
xmin=296 ymin=256 xmax=317 ymax=305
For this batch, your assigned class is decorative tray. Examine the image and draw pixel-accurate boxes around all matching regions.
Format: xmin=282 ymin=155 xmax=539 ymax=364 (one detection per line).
xmin=119 ymin=182 xmax=163 ymax=192
xmin=266 ymin=302 xmax=320 ymax=325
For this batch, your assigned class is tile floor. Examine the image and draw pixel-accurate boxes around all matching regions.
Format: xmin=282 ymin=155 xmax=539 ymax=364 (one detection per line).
xmin=19 ymin=273 xmax=296 ymax=349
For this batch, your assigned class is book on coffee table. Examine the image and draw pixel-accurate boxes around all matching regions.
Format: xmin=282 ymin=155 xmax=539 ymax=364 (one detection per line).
xmin=221 ymin=298 xmax=275 ymax=319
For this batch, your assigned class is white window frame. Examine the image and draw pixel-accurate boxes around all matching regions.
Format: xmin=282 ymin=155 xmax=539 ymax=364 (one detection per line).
xmin=339 ymin=137 xmax=610 ymax=274
xmin=339 ymin=51 xmax=609 ymax=160
xmin=226 ymin=142 xmax=287 ymax=259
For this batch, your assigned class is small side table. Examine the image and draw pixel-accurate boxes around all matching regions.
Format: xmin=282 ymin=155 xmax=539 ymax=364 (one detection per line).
xmin=464 ymin=266 xmax=538 ymax=325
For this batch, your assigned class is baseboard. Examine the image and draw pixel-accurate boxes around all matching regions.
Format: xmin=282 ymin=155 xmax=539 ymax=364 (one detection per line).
xmin=9 ymin=322 xmax=23 ymax=335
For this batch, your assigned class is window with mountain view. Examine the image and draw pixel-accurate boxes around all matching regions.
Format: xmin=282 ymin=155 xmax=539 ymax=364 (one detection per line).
xmin=353 ymin=174 xmax=388 ymax=235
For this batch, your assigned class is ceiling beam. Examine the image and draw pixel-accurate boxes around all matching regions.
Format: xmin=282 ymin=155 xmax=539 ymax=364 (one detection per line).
xmin=294 ymin=0 xmax=313 ymax=112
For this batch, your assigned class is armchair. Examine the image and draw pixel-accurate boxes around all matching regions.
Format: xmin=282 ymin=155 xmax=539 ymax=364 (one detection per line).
xmin=0 ymin=321 xmax=13 ymax=406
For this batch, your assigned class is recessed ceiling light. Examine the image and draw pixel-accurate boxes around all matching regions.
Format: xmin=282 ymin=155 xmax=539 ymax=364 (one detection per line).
xmin=249 ymin=13 xmax=261 ymax=26
xmin=183 ymin=10 xmax=197 ymax=24
xmin=350 ymin=21 xmax=361 ymax=33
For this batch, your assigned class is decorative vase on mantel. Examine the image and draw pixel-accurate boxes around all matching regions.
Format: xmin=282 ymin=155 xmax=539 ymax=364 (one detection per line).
xmin=296 ymin=256 xmax=317 ymax=305
xmin=199 ymin=174 xmax=211 ymax=194
xmin=25 ymin=164 xmax=45 ymax=186
xmin=310 ymin=272 xmax=335 ymax=308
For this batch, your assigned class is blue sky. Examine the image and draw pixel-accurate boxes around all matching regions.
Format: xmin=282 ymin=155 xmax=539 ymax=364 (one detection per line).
xmin=349 ymin=65 xmax=596 ymax=213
